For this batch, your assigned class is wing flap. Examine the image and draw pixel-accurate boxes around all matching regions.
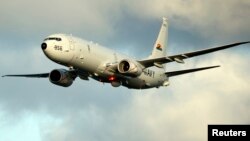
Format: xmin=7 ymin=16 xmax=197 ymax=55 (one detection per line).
xmin=165 ymin=65 xmax=220 ymax=77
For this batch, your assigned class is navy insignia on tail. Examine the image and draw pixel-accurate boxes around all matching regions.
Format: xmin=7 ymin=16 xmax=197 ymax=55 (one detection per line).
xmin=156 ymin=43 xmax=162 ymax=51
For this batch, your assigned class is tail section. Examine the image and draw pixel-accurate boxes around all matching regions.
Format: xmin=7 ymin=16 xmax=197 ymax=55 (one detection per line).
xmin=149 ymin=17 xmax=168 ymax=59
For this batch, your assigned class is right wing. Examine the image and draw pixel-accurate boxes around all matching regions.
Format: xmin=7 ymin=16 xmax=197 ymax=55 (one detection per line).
xmin=2 ymin=73 xmax=49 ymax=78
xmin=165 ymin=65 xmax=220 ymax=77
xmin=139 ymin=41 xmax=250 ymax=68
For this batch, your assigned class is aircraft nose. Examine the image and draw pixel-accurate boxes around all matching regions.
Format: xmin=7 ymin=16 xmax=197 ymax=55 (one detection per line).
xmin=41 ymin=43 xmax=47 ymax=50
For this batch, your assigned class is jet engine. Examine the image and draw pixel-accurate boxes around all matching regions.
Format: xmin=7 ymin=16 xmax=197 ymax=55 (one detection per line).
xmin=49 ymin=69 xmax=75 ymax=87
xmin=118 ymin=59 xmax=142 ymax=77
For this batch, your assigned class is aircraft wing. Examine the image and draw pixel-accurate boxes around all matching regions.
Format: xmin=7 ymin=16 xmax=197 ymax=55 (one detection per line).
xmin=139 ymin=41 xmax=250 ymax=68
xmin=2 ymin=73 xmax=49 ymax=78
xmin=165 ymin=65 xmax=220 ymax=77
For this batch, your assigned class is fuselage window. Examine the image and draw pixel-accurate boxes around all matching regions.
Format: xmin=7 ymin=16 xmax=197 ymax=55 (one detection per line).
xmin=44 ymin=37 xmax=62 ymax=41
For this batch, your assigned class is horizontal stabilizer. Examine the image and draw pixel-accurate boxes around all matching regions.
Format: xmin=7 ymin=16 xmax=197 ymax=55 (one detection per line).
xmin=2 ymin=73 xmax=49 ymax=78
xmin=165 ymin=65 xmax=220 ymax=77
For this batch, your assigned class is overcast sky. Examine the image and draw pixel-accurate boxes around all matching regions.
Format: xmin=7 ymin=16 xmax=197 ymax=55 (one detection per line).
xmin=0 ymin=0 xmax=250 ymax=141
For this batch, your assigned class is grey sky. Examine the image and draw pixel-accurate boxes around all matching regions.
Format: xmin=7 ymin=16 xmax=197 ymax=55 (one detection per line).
xmin=0 ymin=0 xmax=250 ymax=141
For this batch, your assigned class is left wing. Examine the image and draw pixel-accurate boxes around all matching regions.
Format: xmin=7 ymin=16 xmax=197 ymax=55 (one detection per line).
xmin=139 ymin=41 xmax=250 ymax=68
xmin=2 ymin=73 xmax=49 ymax=78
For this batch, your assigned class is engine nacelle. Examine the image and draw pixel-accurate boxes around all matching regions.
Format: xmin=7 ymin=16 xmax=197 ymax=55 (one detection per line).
xmin=49 ymin=69 xmax=74 ymax=87
xmin=118 ymin=59 xmax=142 ymax=77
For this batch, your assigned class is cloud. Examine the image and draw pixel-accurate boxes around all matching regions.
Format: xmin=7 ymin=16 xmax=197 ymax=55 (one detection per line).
xmin=0 ymin=0 xmax=126 ymax=42
xmin=124 ymin=0 xmax=250 ymax=40
xmin=1 ymin=0 xmax=249 ymax=42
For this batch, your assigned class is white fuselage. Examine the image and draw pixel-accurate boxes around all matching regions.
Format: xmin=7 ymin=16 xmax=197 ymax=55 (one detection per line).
xmin=42 ymin=34 xmax=168 ymax=89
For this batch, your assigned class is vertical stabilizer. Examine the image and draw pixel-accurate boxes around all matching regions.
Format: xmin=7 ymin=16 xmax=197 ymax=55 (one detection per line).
xmin=149 ymin=17 xmax=168 ymax=59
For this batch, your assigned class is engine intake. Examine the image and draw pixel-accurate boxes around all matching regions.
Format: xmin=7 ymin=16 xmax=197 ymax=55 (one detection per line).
xmin=118 ymin=59 xmax=142 ymax=77
xmin=49 ymin=69 xmax=74 ymax=87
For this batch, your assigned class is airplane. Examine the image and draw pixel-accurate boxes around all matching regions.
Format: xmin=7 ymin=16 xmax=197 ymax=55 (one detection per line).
xmin=2 ymin=17 xmax=249 ymax=89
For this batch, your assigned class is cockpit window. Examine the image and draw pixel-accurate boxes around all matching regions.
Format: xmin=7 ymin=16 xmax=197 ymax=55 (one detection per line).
xmin=44 ymin=37 xmax=62 ymax=41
